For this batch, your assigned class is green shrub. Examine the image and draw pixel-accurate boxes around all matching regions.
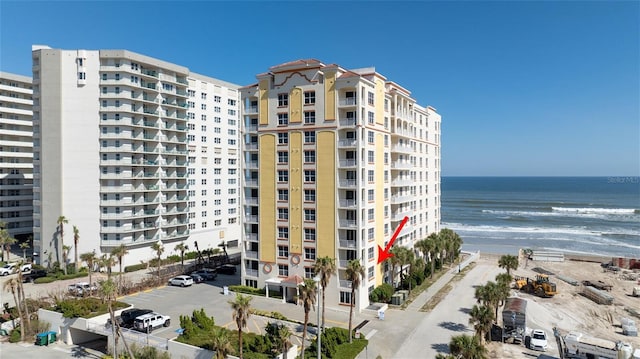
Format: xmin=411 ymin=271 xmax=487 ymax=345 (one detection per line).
xmin=228 ymin=285 xmax=265 ymax=296
xmin=54 ymin=297 xmax=128 ymax=318
xmin=34 ymin=276 xmax=57 ymax=284
xmin=369 ymin=283 xmax=394 ymax=303
xmin=124 ymin=263 xmax=147 ymax=273
xmin=9 ymin=328 xmax=21 ymax=343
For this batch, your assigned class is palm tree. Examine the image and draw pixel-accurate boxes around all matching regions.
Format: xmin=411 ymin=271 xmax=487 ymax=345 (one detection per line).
xmin=269 ymin=323 xmax=292 ymax=359
xmin=62 ymin=245 xmax=71 ymax=275
xmin=313 ymin=256 xmax=336 ymax=332
xmin=469 ymin=304 xmax=494 ymax=345
xmin=174 ymin=242 xmax=188 ymax=272
xmin=415 ymin=238 xmax=430 ymax=266
xmin=475 ymin=281 xmax=502 ymax=323
xmin=229 ymin=293 xmax=252 ymax=359
xmin=99 ymin=254 xmax=117 ymax=280
xmin=56 ymin=215 xmax=69 ymax=274
xmin=211 ymin=327 xmax=232 ymax=359
xmin=151 ymin=241 xmax=165 ymax=284
xmin=19 ymin=242 xmax=30 ymax=261
xmin=99 ymin=278 xmax=133 ymax=359
xmin=395 ymin=246 xmax=415 ymax=291
xmin=449 ymin=334 xmax=487 ymax=359
xmin=15 ymin=261 xmax=31 ymax=332
xmin=2 ymin=235 xmax=17 ymax=263
xmin=80 ymin=251 xmax=97 ymax=290
xmin=3 ymin=278 xmax=24 ymax=341
xmin=385 ymin=247 xmax=401 ymax=288
xmin=298 ymin=278 xmax=317 ymax=358
xmin=111 ymin=244 xmax=128 ymax=288
xmin=72 ymin=225 xmax=80 ymax=270
xmin=346 ymin=259 xmax=365 ymax=343
xmin=498 ymin=255 xmax=519 ymax=276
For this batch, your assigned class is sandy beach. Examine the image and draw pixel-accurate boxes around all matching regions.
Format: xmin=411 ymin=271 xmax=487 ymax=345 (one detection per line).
xmin=476 ymin=251 xmax=640 ymax=358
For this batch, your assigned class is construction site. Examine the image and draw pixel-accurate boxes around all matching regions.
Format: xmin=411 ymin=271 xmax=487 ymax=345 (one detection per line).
xmin=486 ymin=252 xmax=640 ymax=359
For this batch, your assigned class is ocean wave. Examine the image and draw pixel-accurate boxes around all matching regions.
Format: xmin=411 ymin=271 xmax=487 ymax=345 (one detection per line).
xmin=480 ymin=208 xmax=640 ymax=222
xmin=551 ymin=207 xmax=639 ymax=215
xmin=442 ymin=222 xmax=640 ymax=239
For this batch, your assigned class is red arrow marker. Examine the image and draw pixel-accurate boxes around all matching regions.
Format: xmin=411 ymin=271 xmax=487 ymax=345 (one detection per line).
xmin=377 ymin=216 xmax=409 ymax=264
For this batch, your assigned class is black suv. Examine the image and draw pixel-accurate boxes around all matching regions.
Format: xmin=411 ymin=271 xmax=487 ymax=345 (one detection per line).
xmin=217 ymin=264 xmax=237 ymax=275
xmin=108 ymin=308 xmax=153 ymax=328
xmin=22 ymin=269 xmax=47 ymax=283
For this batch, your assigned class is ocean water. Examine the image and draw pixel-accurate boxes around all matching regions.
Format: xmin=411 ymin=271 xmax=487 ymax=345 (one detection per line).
xmin=441 ymin=177 xmax=640 ymax=258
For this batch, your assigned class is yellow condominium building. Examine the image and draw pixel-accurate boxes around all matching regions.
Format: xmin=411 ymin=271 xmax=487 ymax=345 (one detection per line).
xmin=240 ymin=59 xmax=441 ymax=312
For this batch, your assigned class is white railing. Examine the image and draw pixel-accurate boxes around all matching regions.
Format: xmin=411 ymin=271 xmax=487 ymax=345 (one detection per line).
xmin=339 ymin=240 xmax=357 ymax=248
xmin=245 ymin=269 xmax=258 ymax=277
xmin=338 ymin=199 xmax=357 ymax=208
xmin=338 ymin=179 xmax=357 ymax=187
xmin=339 ymin=280 xmax=353 ymax=288
xmin=338 ymin=219 xmax=357 ymax=228
xmin=338 ymin=139 xmax=357 ymax=147
xmin=339 ymin=159 xmax=357 ymax=167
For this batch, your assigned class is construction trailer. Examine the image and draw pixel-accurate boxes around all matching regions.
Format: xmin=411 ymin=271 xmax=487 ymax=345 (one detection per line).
xmin=562 ymin=331 xmax=634 ymax=359
xmin=502 ymin=297 xmax=527 ymax=344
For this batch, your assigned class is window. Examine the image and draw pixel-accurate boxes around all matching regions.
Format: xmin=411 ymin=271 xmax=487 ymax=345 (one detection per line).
xmin=304 ymin=228 xmax=316 ymax=241
xmin=304 ymin=150 xmax=315 ymax=163
xmin=305 ymin=267 xmax=314 ymax=278
xmin=368 ymin=150 xmax=374 ymax=163
xmin=228 ymin=99 xmax=236 ymax=106
xmin=277 ymin=113 xmax=289 ymax=126
xmin=278 ymin=189 xmax=289 ymax=201
xmin=304 ymin=247 xmax=316 ymax=261
xmin=368 ymin=170 xmax=374 ymax=182
xmin=368 ymin=228 xmax=375 ymax=240
xmin=304 ymin=91 xmax=315 ymax=105
xmin=368 ymin=91 xmax=374 ymax=106
xmin=278 ymin=133 xmax=288 ymax=144
xmin=278 ymin=151 xmax=289 ymax=164
xmin=214 ymin=95 xmax=221 ymax=103
xmin=368 ymin=209 xmax=374 ymax=221
xmin=368 ymin=111 xmax=375 ymax=124
xmin=201 ymin=93 xmax=207 ymax=100
xmin=368 ymin=189 xmax=374 ymax=202
xmin=278 ymin=264 xmax=289 ymax=276
xmin=304 ymin=190 xmax=316 ymax=202
xmin=304 ymin=111 xmax=315 ymax=124
xmin=340 ymin=291 xmax=352 ymax=304
xmin=368 ymin=247 xmax=375 ymax=261
xmin=201 ymin=104 xmax=207 ymax=110
xmin=278 ymin=93 xmax=288 ymax=107
xmin=368 ymin=131 xmax=374 ymax=144
xmin=368 ymin=266 xmax=374 ymax=279
xmin=278 ymin=208 xmax=289 ymax=221
xmin=304 ymin=170 xmax=316 ymax=182
xmin=304 ymin=209 xmax=316 ymax=222
xmin=304 ymin=131 xmax=315 ymax=144
xmin=278 ymin=227 xmax=289 ymax=239
xmin=278 ymin=170 xmax=288 ymax=182
xmin=278 ymin=246 xmax=289 ymax=257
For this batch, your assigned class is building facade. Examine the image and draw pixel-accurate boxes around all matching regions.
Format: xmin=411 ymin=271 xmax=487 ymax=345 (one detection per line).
xmin=240 ymin=60 xmax=441 ymax=311
xmin=0 ymin=72 xmax=34 ymax=239
xmin=31 ymin=46 xmax=241 ymax=268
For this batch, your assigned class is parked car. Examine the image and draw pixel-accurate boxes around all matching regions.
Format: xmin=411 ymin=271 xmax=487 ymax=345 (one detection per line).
xmin=20 ymin=263 xmax=32 ymax=272
xmin=22 ymin=269 xmax=47 ymax=283
xmin=217 ymin=264 xmax=237 ymax=275
xmin=68 ymin=282 xmax=98 ymax=296
xmin=191 ymin=269 xmax=217 ymax=281
xmin=0 ymin=263 xmax=17 ymax=276
xmin=529 ymin=329 xmax=548 ymax=351
xmin=168 ymin=275 xmax=194 ymax=287
xmin=133 ymin=312 xmax=170 ymax=333
xmin=189 ymin=273 xmax=204 ymax=284
xmin=107 ymin=308 xmax=153 ymax=328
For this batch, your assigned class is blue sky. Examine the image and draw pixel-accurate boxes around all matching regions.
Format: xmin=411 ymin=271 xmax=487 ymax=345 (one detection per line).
xmin=1 ymin=1 xmax=638 ymax=176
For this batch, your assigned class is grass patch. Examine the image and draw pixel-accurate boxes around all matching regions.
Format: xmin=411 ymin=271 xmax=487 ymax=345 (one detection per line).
xmin=334 ymin=339 xmax=368 ymax=359
xmin=53 ymin=297 xmax=129 ymax=318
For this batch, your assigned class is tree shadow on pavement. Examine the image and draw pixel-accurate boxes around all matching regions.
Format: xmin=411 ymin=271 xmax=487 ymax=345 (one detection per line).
xmin=70 ymin=346 xmax=102 ymax=359
xmin=431 ymin=343 xmax=450 ymax=353
xmin=459 ymin=307 xmax=471 ymax=314
xmin=438 ymin=321 xmax=469 ymax=332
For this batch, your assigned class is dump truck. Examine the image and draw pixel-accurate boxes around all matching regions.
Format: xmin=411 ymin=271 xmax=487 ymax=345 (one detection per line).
xmin=502 ymin=297 xmax=527 ymax=344
xmin=514 ymin=274 xmax=557 ymax=298
xmin=562 ymin=331 xmax=634 ymax=359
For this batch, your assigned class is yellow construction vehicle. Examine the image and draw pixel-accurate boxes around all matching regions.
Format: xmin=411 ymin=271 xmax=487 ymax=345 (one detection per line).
xmin=514 ymin=274 xmax=557 ymax=298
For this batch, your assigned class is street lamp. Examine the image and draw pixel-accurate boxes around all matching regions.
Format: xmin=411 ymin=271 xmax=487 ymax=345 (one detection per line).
xmin=313 ymin=274 xmax=321 ymax=359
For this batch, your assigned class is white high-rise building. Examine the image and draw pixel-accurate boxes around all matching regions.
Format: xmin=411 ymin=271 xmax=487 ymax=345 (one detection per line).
xmin=31 ymin=46 xmax=240 ymax=268
xmin=240 ymin=59 xmax=441 ymax=311
xmin=0 ymin=72 xmax=34 ymax=239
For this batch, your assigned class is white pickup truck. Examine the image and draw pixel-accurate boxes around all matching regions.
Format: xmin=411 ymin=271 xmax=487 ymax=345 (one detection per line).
xmin=0 ymin=262 xmax=31 ymax=276
xmin=133 ymin=312 xmax=171 ymax=333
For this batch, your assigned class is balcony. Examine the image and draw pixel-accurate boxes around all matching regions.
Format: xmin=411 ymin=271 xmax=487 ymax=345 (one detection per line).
xmin=338 ymin=240 xmax=357 ymax=249
xmin=245 ymin=215 xmax=258 ymax=223
xmin=245 ymin=124 xmax=257 ymax=132
xmin=245 ymin=180 xmax=258 ymax=187
xmin=391 ymin=209 xmax=412 ymax=221
xmin=245 ymin=233 xmax=258 ymax=242
xmin=244 ymin=106 xmax=258 ymax=114
xmin=245 ymin=162 xmax=259 ymax=169
xmin=339 ymin=117 xmax=357 ymax=127
xmin=391 ymin=161 xmax=412 ymax=170
xmin=391 ymin=178 xmax=413 ymax=187
xmin=392 ymin=128 xmax=412 ymax=137
xmin=338 ymin=98 xmax=357 ymax=107
xmin=391 ymin=144 xmax=413 ymax=153
xmin=245 ymin=251 xmax=258 ymax=259
xmin=338 ymin=179 xmax=357 ymax=188
xmin=338 ymin=139 xmax=357 ymax=148
xmin=339 ymin=280 xmax=352 ymax=288
xmin=391 ymin=194 xmax=412 ymax=204
xmin=245 ymin=269 xmax=259 ymax=277
xmin=338 ymin=260 xmax=350 ymax=268
xmin=338 ymin=159 xmax=357 ymax=168
xmin=338 ymin=199 xmax=357 ymax=208
xmin=338 ymin=219 xmax=357 ymax=228
xmin=245 ymin=198 xmax=258 ymax=205
xmin=245 ymin=143 xmax=258 ymax=151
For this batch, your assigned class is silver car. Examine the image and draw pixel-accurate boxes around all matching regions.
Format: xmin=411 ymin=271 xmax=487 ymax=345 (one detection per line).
xmin=168 ymin=275 xmax=194 ymax=287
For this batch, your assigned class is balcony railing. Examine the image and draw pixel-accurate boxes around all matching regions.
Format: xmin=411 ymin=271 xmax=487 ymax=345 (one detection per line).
xmin=391 ymin=178 xmax=413 ymax=187
xmin=338 ymin=199 xmax=357 ymax=208
xmin=338 ymin=139 xmax=357 ymax=148
xmin=391 ymin=161 xmax=412 ymax=169
xmin=245 ymin=180 xmax=258 ymax=187
xmin=338 ymin=240 xmax=357 ymax=249
xmin=339 ymin=159 xmax=357 ymax=167
xmin=338 ymin=260 xmax=350 ymax=268
xmin=244 ymin=106 xmax=258 ymax=114
xmin=245 ymin=143 xmax=258 ymax=151
xmin=245 ymin=251 xmax=258 ymax=259
xmin=391 ymin=144 xmax=413 ymax=153
xmin=245 ymin=233 xmax=258 ymax=242
xmin=339 ymin=118 xmax=356 ymax=126
xmin=338 ymin=219 xmax=357 ymax=228
xmin=245 ymin=269 xmax=259 ymax=277
xmin=245 ymin=198 xmax=258 ymax=205
xmin=245 ymin=215 xmax=258 ymax=223
xmin=338 ymin=179 xmax=357 ymax=188
xmin=339 ymin=280 xmax=352 ymax=288
xmin=391 ymin=195 xmax=412 ymax=204
xmin=339 ymin=98 xmax=357 ymax=106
